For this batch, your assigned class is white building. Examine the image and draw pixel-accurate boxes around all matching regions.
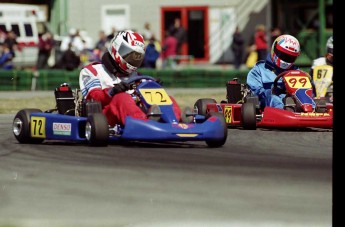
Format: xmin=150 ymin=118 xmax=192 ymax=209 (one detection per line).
xmin=50 ymin=0 xmax=270 ymax=64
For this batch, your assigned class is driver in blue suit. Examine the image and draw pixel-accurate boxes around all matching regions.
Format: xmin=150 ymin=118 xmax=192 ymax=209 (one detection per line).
xmin=246 ymin=34 xmax=301 ymax=109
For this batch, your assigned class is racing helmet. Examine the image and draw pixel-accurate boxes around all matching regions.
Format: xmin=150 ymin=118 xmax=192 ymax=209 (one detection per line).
xmin=271 ymin=34 xmax=300 ymax=69
xmin=326 ymin=36 xmax=333 ymax=65
xmin=108 ymin=30 xmax=145 ymax=74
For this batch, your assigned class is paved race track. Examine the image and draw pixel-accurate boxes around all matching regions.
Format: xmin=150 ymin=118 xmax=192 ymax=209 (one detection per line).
xmin=0 ymin=114 xmax=332 ymax=227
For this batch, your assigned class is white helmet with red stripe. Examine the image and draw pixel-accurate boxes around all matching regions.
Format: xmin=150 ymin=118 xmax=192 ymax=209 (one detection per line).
xmin=108 ymin=30 xmax=145 ymax=74
xmin=271 ymin=34 xmax=300 ymax=69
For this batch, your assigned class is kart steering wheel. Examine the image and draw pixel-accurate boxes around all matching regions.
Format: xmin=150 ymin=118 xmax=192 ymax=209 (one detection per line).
xmin=124 ymin=75 xmax=157 ymax=87
xmin=272 ymin=70 xmax=292 ymax=95
xmin=273 ymin=70 xmax=311 ymax=95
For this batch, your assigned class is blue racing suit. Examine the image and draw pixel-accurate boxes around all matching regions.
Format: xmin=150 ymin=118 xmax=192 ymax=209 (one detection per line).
xmin=246 ymin=55 xmax=299 ymax=109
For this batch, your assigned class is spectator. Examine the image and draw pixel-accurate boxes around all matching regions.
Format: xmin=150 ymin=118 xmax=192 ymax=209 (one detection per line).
xmin=169 ymin=18 xmax=187 ymax=56
xmin=142 ymin=22 xmax=154 ymax=40
xmin=143 ymin=35 xmax=160 ymax=68
xmin=231 ymin=26 xmax=245 ymax=69
xmin=270 ymin=27 xmax=282 ymax=45
xmin=56 ymin=43 xmax=81 ymax=71
xmin=161 ymin=30 xmax=177 ymax=69
xmin=3 ymin=30 xmax=19 ymax=58
xmin=254 ymin=24 xmax=268 ymax=61
xmin=0 ymin=43 xmax=14 ymax=70
xmin=36 ymin=32 xmax=55 ymax=69
xmin=0 ymin=28 xmax=6 ymax=44
xmin=60 ymin=28 xmax=84 ymax=55
xmin=107 ymin=27 xmax=117 ymax=41
xmin=94 ymin=30 xmax=109 ymax=56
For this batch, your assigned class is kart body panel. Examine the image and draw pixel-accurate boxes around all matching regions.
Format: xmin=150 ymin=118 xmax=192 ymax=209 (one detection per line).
xmin=206 ymin=70 xmax=333 ymax=129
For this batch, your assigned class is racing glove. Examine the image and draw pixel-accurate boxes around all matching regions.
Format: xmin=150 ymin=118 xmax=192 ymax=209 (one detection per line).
xmin=108 ymin=81 xmax=130 ymax=97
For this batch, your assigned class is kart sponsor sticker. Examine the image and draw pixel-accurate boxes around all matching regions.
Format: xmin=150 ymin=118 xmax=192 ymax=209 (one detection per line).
xmin=285 ymin=75 xmax=312 ymax=89
xmin=224 ymin=106 xmax=232 ymax=123
xmin=139 ymin=88 xmax=172 ymax=105
xmin=177 ymin=123 xmax=189 ymax=129
xmin=53 ymin=122 xmax=72 ymax=136
xmin=31 ymin=116 xmax=46 ymax=138
xmin=300 ymin=113 xmax=330 ymax=117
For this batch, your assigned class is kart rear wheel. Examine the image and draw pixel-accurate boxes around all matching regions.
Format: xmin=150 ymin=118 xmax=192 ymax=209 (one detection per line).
xmin=205 ymin=112 xmax=228 ymax=148
xmin=194 ymin=98 xmax=217 ymax=116
xmin=12 ymin=109 xmax=44 ymax=144
xmin=85 ymin=113 xmax=109 ymax=147
xmin=241 ymin=102 xmax=257 ymax=130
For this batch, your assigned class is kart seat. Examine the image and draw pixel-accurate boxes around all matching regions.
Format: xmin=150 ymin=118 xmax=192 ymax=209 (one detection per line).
xmin=226 ymin=79 xmax=242 ymax=104
xmin=55 ymin=83 xmax=76 ymax=115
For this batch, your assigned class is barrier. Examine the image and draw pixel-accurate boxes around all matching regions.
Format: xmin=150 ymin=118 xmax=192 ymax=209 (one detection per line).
xmin=0 ymin=68 xmax=251 ymax=91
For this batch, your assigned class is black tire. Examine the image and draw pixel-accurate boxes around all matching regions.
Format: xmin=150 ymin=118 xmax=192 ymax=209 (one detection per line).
xmin=194 ymin=98 xmax=217 ymax=116
xmin=205 ymin=112 xmax=228 ymax=148
xmin=85 ymin=113 xmax=109 ymax=147
xmin=241 ymin=102 xmax=257 ymax=130
xmin=12 ymin=109 xmax=44 ymax=144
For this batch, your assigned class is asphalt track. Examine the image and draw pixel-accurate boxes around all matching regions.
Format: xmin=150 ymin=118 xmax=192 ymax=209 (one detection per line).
xmin=0 ymin=111 xmax=333 ymax=227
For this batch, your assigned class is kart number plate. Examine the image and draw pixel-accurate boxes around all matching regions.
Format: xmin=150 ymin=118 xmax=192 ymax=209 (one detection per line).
xmin=139 ymin=88 xmax=172 ymax=105
xmin=30 ymin=116 xmax=46 ymax=138
xmin=312 ymin=65 xmax=333 ymax=82
xmin=285 ymin=75 xmax=312 ymax=89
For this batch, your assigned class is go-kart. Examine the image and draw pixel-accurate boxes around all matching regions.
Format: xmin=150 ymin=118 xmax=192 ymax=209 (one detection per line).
xmin=195 ymin=70 xmax=333 ymax=130
xmin=12 ymin=75 xmax=228 ymax=147
xmin=311 ymin=64 xmax=333 ymax=103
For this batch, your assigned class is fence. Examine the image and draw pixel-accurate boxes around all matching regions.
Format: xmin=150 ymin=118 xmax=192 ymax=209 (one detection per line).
xmin=0 ymin=68 xmax=250 ymax=91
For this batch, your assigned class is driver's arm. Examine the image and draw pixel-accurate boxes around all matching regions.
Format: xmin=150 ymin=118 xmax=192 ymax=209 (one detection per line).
xmin=247 ymin=67 xmax=266 ymax=99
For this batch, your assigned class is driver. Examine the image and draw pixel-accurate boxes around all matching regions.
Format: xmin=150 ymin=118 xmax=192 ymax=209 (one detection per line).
xmin=310 ymin=35 xmax=333 ymax=71
xmin=309 ymin=35 xmax=333 ymax=101
xmin=246 ymin=34 xmax=301 ymax=109
xmin=79 ymin=30 xmax=181 ymax=127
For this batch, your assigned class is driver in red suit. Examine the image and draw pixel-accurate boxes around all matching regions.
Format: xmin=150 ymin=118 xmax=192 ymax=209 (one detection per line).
xmin=79 ymin=30 xmax=181 ymax=127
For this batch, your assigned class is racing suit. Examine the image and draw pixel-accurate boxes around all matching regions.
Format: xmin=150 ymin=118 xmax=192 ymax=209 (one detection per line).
xmin=246 ymin=54 xmax=299 ymax=109
xmin=79 ymin=62 xmax=181 ymax=126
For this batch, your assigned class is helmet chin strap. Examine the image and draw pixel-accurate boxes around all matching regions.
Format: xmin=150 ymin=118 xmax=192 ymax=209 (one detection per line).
xmin=102 ymin=52 xmax=127 ymax=76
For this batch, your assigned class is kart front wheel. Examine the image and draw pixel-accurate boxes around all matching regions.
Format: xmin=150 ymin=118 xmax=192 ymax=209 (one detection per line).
xmin=205 ymin=112 xmax=228 ymax=148
xmin=241 ymin=102 xmax=257 ymax=130
xmin=194 ymin=98 xmax=217 ymax=116
xmin=13 ymin=109 xmax=44 ymax=144
xmin=85 ymin=113 xmax=109 ymax=147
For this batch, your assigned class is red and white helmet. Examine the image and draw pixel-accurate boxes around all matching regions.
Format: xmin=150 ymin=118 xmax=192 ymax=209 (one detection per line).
xmin=271 ymin=34 xmax=300 ymax=69
xmin=108 ymin=30 xmax=145 ymax=74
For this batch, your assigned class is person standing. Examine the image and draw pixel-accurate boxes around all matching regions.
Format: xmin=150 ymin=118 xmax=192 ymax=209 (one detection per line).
xmin=142 ymin=22 xmax=154 ymax=40
xmin=3 ymin=30 xmax=19 ymax=58
xmin=36 ymin=32 xmax=55 ymax=69
xmin=169 ymin=18 xmax=187 ymax=56
xmin=143 ymin=35 xmax=160 ymax=68
xmin=231 ymin=26 xmax=245 ymax=69
xmin=254 ymin=24 xmax=268 ymax=61
xmin=161 ymin=30 xmax=177 ymax=69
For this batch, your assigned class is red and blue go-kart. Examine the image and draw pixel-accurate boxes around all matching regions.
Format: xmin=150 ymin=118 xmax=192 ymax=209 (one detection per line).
xmin=12 ymin=75 xmax=228 ymax=147
xmin=194 ymin=70 xmax=333 ymax=130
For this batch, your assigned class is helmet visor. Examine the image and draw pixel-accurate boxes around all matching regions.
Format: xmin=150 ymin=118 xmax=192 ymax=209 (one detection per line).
xmin=274 ymin=44 xmax=298 ymax=63
xmin=118 ymin=43 xmax=144 ymax=68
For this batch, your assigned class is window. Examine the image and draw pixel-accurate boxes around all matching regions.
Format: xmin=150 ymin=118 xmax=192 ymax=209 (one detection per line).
xmin=24 ymin=23 xmax=33 ymax=37
xmin=11 ymin=24 xmax=20 ymax=37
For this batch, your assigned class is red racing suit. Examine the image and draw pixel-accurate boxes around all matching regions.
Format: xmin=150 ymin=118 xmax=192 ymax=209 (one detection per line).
xmin=79 ymin=62 xmax=181 ymax=126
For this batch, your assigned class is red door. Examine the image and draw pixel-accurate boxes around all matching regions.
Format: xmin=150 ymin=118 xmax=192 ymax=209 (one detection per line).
xmin=161 ymin=6 xmax=209 ymax=63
